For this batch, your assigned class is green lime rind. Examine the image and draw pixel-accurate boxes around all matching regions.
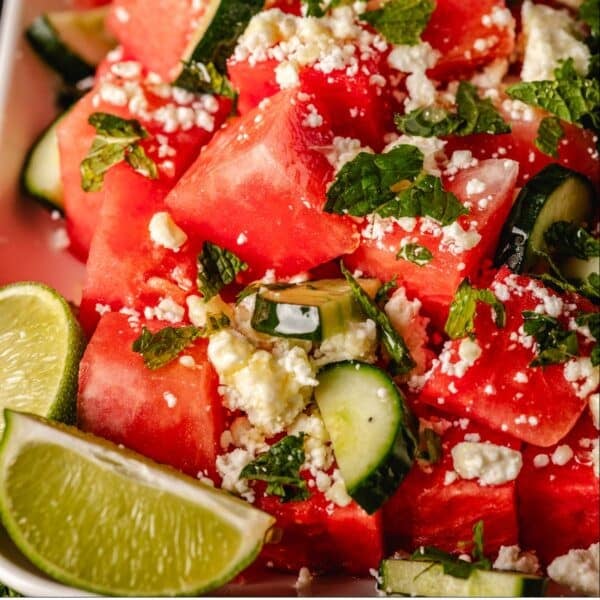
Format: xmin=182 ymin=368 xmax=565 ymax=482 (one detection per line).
xmin=0 ymin=282 xmax=85 ymax=436
xmin=0 ymin=411 xmax=275 ymax=597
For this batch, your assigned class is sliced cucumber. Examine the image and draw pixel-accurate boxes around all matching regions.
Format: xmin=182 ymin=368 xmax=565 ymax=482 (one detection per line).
xmin=173 ymin=0 xmax=264 ymax=85
xmin=21 ymin=112 xmax=66 ymax=212
xmin=495 ymin=165 xmax=596 ymax=272
xmin=560 ymin=256 xmax=599 ymax=282
xmin=26 ymin=8 xmax=115 ymax=84
xmin=379 ymin=559 xmax=547 ymax=597
xmin=314 ymin=361 xmax=416 ymax=514
xmin=250 ymin=279 xmax=380 ymax=342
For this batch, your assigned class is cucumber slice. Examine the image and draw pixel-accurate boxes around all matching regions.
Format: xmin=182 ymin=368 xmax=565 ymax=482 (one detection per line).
xmin=495 ymin=165 xmax=596 ymax=272
xmin=379 ymin=559 xmax=547 ymax=597
xmin=314 ymin=361 xmax=416 ymax=514
xmin=26 ymin=8 xmax=115 ymax=84
xmin=250 ymin=279 xmax=381 ymax=341
xmin=21 ymin=113 xmax=66 ymax=211
xmin=173 ymin=0 xmax=264 ymax=85
xmin=560 ymin=256 xmax=599 ymax=282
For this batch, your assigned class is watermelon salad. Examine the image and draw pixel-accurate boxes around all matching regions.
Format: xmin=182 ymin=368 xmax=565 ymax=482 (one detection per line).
xmin=19 ymin=0 xmax=599 ymax=595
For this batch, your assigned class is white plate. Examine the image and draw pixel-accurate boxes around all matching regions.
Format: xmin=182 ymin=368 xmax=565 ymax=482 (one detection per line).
xmin=0 ymin=1 xmax=377 ymax=595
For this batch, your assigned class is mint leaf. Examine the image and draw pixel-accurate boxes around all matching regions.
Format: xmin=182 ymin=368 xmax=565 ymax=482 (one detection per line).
xmin=397 ymin=243 xmax=433 ymax=266
xmin=580 ymin=271 xmax=600 ymax=302
xmin=375 ymin=277 xmax=398 ymax=304
xmin=580 ymin=0 xmax=600 ymax=38
xmin=132 ymin=318 xmax=228 ymax=369
xmin=361 ymin=0 xmax=435 ymax=45
xmin=197 ymin=242 xmax=248 ymax=301
xmin=544 ymin=221 xmax=600 ymax=260
xmin=506 ymin=59 xmax=600 ymax=131
xmin=522 ymin=311 xmax=579 ymax=367
xmin=301 ymin=0 xmax=350 ymax=17
xmin=342 ymin=262 xmax=415 ymax=374
xmin=176 ymin=60 xmax=237 ymax=100
xmin=0 ymin=584 xmax=21 ymax=598
xmin=576 ymin=311 xmax=599 ymax=366
xmin=81 ymin=113 xmax=157 ymax=192
xmin=240 ymin=434 xmax=309 ymax=502
xmin=535 ymin=116 xmax=564 ymax=158
xmin=396 ymin=82 xmax=511 ymax=137
xmin=377 ymin=174 xmax=468 ymax=226
xmin=471 ymin=520 xmax=490 ymax=567
xmin=445 ymin=280 xmax=506 ymax=339
xmin=324 ymin=145 xmax=424 ymax=216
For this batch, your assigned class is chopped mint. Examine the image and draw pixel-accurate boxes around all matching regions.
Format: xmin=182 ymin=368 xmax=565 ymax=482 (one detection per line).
xmin=240 ymin=434 xmax=309 ymax=502
xmin=522 ymin=311 xmax=579 ymax=367
xmin=375 ymin=277 xmax=398 ymax=304
xmin=576 ymin=311 xmax=599 ymax=366
xmin=176 ymin=60 xmax=237 ymax=100
xmin=445 ymin=280 xmax=506 ymax=339
xmin=396 ymin=82 xmax=511 ymax=137
xmin=361 ymin=0 xmax=435 ymax=45
xmin=544 ymin=221 xmax=600 ymax=260
xmin=535 ymin=116 xmax=564 ymax=158
xmin=197 ymin=242 xmax=248 ymax=301
xmin=580 ymin=0 xmax=599 ymax=39
xmin=80 ymin=113 xmax=157 ymax=192
xmin=342 ymin=263 xmax=415 ymax=374
xmin=397 ymin=243 xmax=433 ymax=266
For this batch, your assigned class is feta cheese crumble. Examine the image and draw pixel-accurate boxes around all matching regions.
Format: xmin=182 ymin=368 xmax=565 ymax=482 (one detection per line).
xmin=451 ymin=442 xmax=523 ymax=486
xmin=148 ymin=211 xmax=188 ymax=251
xmin=493 ymin=545 xmax=540 ymax=574
xmin=547 ymin=543 xmax=599 ymax=597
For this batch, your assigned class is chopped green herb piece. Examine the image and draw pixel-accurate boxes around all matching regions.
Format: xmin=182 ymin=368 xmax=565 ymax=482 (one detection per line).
xmin=0 ymin=584 xmax=20 ymax=598
xmin=80 ymin=113 xmax=157 ymax=192
xmin=522 ymin=311 xmax=579 ymax=367
xmin=396 ymin=82 xmax=511 ymax=137
xmin=324 ymin=145 xmax=424 ymax=216
xmin=176 ymin=60 xmax=237 ymax=100
xmin=240 ymin=434 xmax=309 ymax=502
xmin=341 ymin=263 xmax=415 ymax=374
xmin=580 ymin=0 xmax=600 ymax=39
xmin=361 ymin=0 xmax=435 ymax=45
xmin=397 ymin=243 xmax=433 ymax=266
xmin=375 ymin=277 xmax=398 ymax=304
xmin=301 ymin=0 xmax=350 ymax=17
xmin=535 ymin=116 xmax=564 ymax=158
xmin=445 ymin=280 xmax=506 ymax=339
xmin=544 ymin=221 xmax=600 ymax=260
xmin=576 ymin=311 xmax=600 ymax=366
xmin=197 ymin=242 xmax=248 ymax=301
xmin=580 ymin=272 xmax=600 ymax=302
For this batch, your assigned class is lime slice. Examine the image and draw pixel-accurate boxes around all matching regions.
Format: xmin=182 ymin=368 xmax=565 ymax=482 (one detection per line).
xmin=0 ymin=411 xmax=275 ymax=596
xmin=0 ymin=282 xmax=85 ymax=436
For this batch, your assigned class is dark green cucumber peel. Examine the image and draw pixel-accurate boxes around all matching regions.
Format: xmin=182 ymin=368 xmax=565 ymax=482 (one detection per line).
xmin=315 ymin=361 xmax=417 ymax=515
xmin=495 ymin=164 xmax=596 ymax=273
xmin=251 ymin=295 xmax=323 ymax=341
xmin=174 ymin=0 xmax=264 ymax=85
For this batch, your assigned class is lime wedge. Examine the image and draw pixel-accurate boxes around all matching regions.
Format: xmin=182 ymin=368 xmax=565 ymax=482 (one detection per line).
xmin=0 ymin=411 xmax=275 ymax=596
xmin=0 ymin=282 xmax=85 ymax=436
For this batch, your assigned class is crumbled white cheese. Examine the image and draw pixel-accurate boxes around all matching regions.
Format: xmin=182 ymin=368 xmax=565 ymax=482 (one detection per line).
xmin=294 ymin=567 xmax=313 ymax=593
xmin=144 ymin=297 xmax=185 ymax=323
xmin=493 ymin=545 xmax=540 ymax=574
xmin=590 ymin=393 xmax=599 ymax=429
xmin=440 ymin=222 xmax=482 ymax=255
xmin=551 ymin=444 xmax=574 ymax=466
xmin=324 ymin=136 xmax=370 ymax=174
xmin=148 ymin=211 xmax=187 ymax=251
xmin=547 ymin=543 xmax=600 ymax=597
xmin=451 ymin=442 xmax=523 ymax=486
xmin=324 ymin=468 xmax=352 ymax=507
xmin=186 ymin=294 xmax=231 ymax=328
xmin=466 ymin=178 xmax=486 ymax=196
xmin=521 ymin=0 xmax=590 ymax=82
xmin=163 ymin=391 xmax=177 ymax=408
xmin=533 ymin=453 xmax=550 ymax=468
xmin=288 ymin=410 xmax=333 ymax=475
xmin=312 ymin=319 xmax=378 ymax=366
xmin=215 ymin=448 xmax=256 ymax=503
xmin=564 ymin=357 xmax=599 ymax=400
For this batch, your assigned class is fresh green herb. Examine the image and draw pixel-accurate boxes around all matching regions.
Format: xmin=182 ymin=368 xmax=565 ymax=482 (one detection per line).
xmin=445 ymin=280 xmax=506 ymax=339
xmin=544 ymin=221 xmax=600 ymax=260
xmin=0 ymin=584 xmax=20 ymax=598
xmin=80 ymin=113 xmax=157 ymax=192
xmin=375 ymin=277 xmax=398 ymax=304
xmin=240 ymin=434 xmax=309 ymax=502
xmin=301 ymin=0 xmax=350 ymax=17
xmin=576 ymin=311 xmax=600 ymax=366
xmin=397 ymin=243 xmax=433 ymax=266
xmin=341 ymin=263 xmax=415 ymax=374
xmin=176 ymin=60 xmax=237 ymax=100
xmin=580 ymin=0 xmax=600 ymax=39
xmin=410 ymin=520 xmax=491 ymax=578
xmin=198 ymin=241 xmax=248 ymax=301
xmin=132 ymin=317 xmax=229 ymax=369
xmin=396 ymin=82 xmax=511 ymax=137
xmin=535 ymin=116 xmax=564 ymax=158
xmin=377 ymin=174 xmax=468 ymax=226
xmin=324 ymin=145 xmax=424 ymax=216
xmin=580 ymin=272 xmax=600 ymax=302
xmin=522 ymin=311 xmax=579 ymax=367
xmin=506 ymin=59 xmax=600 ymax=132
xmin=361 ymin=0 xmax=435 ymax=45
xmin=417 ymin=428 xmax=442 ymax=464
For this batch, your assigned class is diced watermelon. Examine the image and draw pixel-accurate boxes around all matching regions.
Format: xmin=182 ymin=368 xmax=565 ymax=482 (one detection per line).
xmin=384 ymin=415 xmax=519 ymax=557
xmin=517 ymin=413 xmax=599 ymax=566
xmin=57 ymin=55 xmax=229 ymax=260
xmin=78 ymin=165 xmax=201 ymax=335
xmin=344 ymin=159 xmax=519 ymax=329
xmin=444 ymin=100 xmax=600 ymax=189
xmin=418 ymin=268 xmax=595 ymax=447
xmin=256 ymin=492 xmax=383 ymax=575
xmin=78 ymin=312 xmax=226 ymax=479
xmin=166 ymin=89 xmax=360 ymax=279
xmin=423 ymin=0 xmax=515 ymax=81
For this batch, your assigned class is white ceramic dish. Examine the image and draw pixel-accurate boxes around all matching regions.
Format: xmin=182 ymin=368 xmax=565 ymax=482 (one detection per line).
xmin=0 ymin=1 xmax=377 ymax=595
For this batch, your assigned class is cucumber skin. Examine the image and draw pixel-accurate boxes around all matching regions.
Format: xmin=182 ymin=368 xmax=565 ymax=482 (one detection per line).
xmin=26 ymin=16 xmax=95 ymax=85
xmin=316 ymin=361 xmax=418 ymax=515
xmin=494 ymin=164 xmax=595 ymax=272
